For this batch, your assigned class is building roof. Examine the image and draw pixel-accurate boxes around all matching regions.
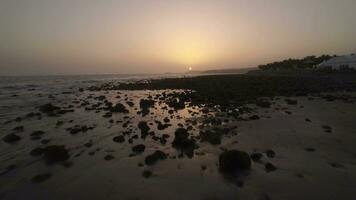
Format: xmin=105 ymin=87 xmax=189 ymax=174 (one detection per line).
xmin=319 ymin=54 xmax=356 ymax=66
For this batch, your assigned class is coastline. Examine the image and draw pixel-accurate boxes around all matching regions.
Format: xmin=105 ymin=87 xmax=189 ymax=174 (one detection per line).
xmin=1 ymin=73 xmax=356 ymax=199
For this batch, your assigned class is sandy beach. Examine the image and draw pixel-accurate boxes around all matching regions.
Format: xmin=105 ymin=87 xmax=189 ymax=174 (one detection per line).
xmin=0 ymin=73 xmax=355 ymax=200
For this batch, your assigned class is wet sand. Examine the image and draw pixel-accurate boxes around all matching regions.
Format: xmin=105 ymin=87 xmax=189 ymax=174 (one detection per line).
xmin=1 ymin=74 xmax=356 ymax=200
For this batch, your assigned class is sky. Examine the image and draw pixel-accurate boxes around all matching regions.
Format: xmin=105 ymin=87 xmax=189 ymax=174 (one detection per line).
xmin=0 ymin=0 xmax=356 ymax=75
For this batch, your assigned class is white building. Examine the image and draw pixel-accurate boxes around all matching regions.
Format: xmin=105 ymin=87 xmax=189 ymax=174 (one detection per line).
xmin=318 ymin=54 xmax=356 ymax=70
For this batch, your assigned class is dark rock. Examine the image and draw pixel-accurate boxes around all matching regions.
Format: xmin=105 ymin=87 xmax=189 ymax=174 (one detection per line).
xmin=304 ymin=147 xmax=315 ymax=152
xmin=31 ymin=131 xmax=45 ymax=137
xmin=285 ymin=99 xmax=298 ymax=105
xmin=219 ymin=150 xmax=251 ymax=174
xmin=200 ymin=130 xmax=222 ymax=145
xmin=265 ymin=150 xmax=275 ymax=158
xmin=166 ymin=98 xmax=185 ymax=110
xmin=30 ymin=147 xmax=44 ymax=156
xmin=110 ymin=103 xmax=129 ymax=113
xmin=139 ymin=99 xmax=155 ymax=116
xmin=172 ymin=128 xmax=196 ymax=158
xmin=113 ymin=135 xmax=125 ymax=143
xmin=157 ymin=123 xmax=170 ymax=130
xmin=3 ymin=134 xmax=21 ymax=143
xmin=329 ymin=162 xmax=344 ymax=168
xmin=39 ymin=103 xmax=60 ymax=114
xmin=256 ymin=99 xmax=271 ymax=108
xmin=132 ymin=144 xmax=145 ymax=154
xmin=13 ymin=126 xmax=24 ymax=132
xmin=145 ymin=150 xmax=167 ymax=165
xmin=249 ymin=115 xmax=260 ymax=120
xmin=104 ymin=155 xmax=115 ymax=161
xmin=142 ymin=170 xmax=152 ymax=178
xmin=265 ymin=162 xmax=277 ymax=172
xmin=163 ymin=117 xmax=170 ymax=123
xmin=126 ymin=101 xmax=134 ymax=107
xmin=43 ymin=145 xmax=69 ymax=164
xmin=250 ymin=153 xmax=263 ymax=162
xmin=138 ymin=121 xmax=150 ymax=138
xmin=31 ymin=173 xmax=52 ymax=183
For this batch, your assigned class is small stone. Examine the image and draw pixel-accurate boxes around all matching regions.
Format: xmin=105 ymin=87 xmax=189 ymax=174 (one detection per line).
xmin=142 ymin=170 xmax=152 ymax=178
xmin=132 ymin=144 xmax=145 ymax=154
xmin=30 ymin=147 xmax=44 ymax=156
xmin=31 ymin=173 xmax=52 ymax=183
xmin=3 ymin=134 xmax=21 ymax=143
xmin=113 ymin=135 xmax=125 ymax=143
xmin=265 ymin=162 xmax=277 ymax=172
xmin=219 ymin=150 xmax=251 ymax=174
xmin=145 ymin=150 xmax=167 ymax=165
xmin=104 ymin=155 xmax=115 ymax=161
xmin=43 ymin=145 xmax=69 ymax=164
xmin=265 ymin=150 xmax=275 ymax=158
xmin=250 ymin=153 xmax=263 ymax=162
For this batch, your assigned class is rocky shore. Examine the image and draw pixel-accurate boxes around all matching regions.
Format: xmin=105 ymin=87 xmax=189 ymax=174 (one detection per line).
xmin=1 ymin=73 xmax=356 ymax=200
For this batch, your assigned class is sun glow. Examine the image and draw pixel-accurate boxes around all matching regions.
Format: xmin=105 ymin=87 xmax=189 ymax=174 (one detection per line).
xmin=158 ymin=34 xmax=216 ymax=67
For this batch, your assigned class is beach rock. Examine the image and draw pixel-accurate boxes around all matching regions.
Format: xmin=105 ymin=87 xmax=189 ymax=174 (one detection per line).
xmin=39 ymin=103 xmax=61 ymax=114
xmin=329 ymin=162 xmax=344 ymax=168
xmin=172 ymin=128 xmax=196 ymax=158
xmin=249 ymin=115 xmax=260 ymax=120
xmin=31 ymin=130 xmax=45 ymax=137
xmin=305 ymin=147 xmax=315 ymax=152
xmin=13 ymin=126 xmax=24 ymax=132
xmin=3 ymin=134 xmax=21 ymax=143
xmin=138 ymin=121 xmax=150 ymax=138
xmin=199 ymin=129 xmax=226 ymax=145
xmin=285 ymin=99 xmax=298 ymax=105
xmin=31 ymin=173 xmax=52 ymax=183
xmin=104 ymin=155 xmax=115 ymax=161
xmin=110 ymin=103 xmax=129 ymax=113
xmin=157 ymin=122 xmax=170 ymax=130
xmin=139 ymin=99 xmax=154 ymax=116
xmin=43 ymin=145 xmax=69 ymax=164
xmin=113 ymin=135 xmax=125 ymax=143
xmin=265 ymin=150 xmax=276 ymax=158
xmin=166 ymin=98 xmax=185 ymax=110
xmin=142 ymin=170 xmax=153 ymax=178
xmin=132 ymin=144 xmax=145 ymax=154
xmin=265 ymin=162 xmax=277 ymax=172
xmin=256 ymin=99 xmax=271 ymax=108
xmin=163 ymin=117 xmax=170 ymax=123
xmin=219 ymin=150 xmax=251 ymax=174
xmin=145 ymin=150 xmax=167 ymax=165
xmin=30 ymin=147 xmax=44 ymax=156
xmin=126 ymin=101 xmax=134 ymax=107
xmin=250 ymin=153 xmax=263 ymax=162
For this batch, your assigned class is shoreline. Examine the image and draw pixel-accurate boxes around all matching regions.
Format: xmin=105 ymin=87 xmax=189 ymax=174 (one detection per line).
xmin=1 ymin=73 xmax=356 ymax=199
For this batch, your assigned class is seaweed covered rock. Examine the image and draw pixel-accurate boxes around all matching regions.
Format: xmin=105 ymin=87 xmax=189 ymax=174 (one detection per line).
xmin=39 ymin=103 xmax=60 ymax=113
xmin=256 ymin=99 xmax=271 ymax=108
xmin=145 ymin=150 xmax=167 ymax=165
xmin=110 ymin=103 xmax=129 ymax=113
xmin=113 ymin=135 xmax=125 ymax=143
xmin=172 ymin=128 xmax=196 ymax=158
xmin=139 ymin=99 xmax=155 ymax=116
xmin=138 ymin=121 xmax=150 ymax=138
xmin=3 ymin=134 xmax=21 ymax=143
xmin=43 ymin=145 xmax=69 ymax=164
xmin=200 ymin=130 xmax=222 ymax=145
xmin=132 ymin=144 xmax=146 ymax=154
xmin=166 ymin=98 xmax=185 ymax=110
xmin=219 ymin=150 xmax=251 ymax=174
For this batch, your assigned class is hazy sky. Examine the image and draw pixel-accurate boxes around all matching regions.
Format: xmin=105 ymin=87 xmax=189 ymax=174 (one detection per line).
xmin=1 ymin=0 xmax=356 ymax=75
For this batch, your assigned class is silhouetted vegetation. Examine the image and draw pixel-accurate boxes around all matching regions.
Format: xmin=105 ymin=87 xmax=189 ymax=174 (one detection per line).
xmin=258 ymin=55 xmax=334 ymax=71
